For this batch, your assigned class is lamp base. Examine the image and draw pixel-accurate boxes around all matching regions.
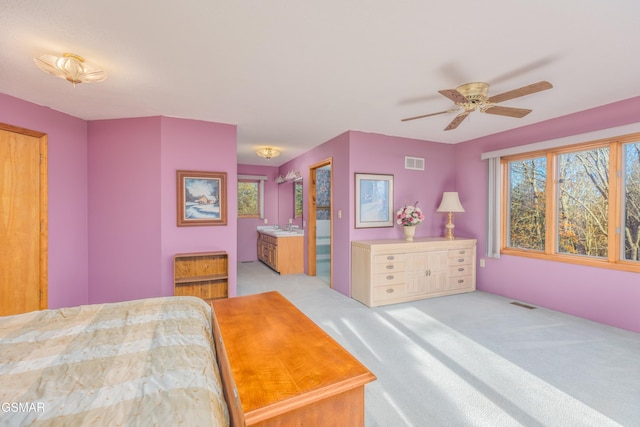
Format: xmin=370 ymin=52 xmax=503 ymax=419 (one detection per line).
xmin=444 ymin=212 xmax=456 ymax=240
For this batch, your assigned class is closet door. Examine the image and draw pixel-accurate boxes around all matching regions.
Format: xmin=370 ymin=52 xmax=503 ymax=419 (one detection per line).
xmin=0 ymin=124 xmax=48 ymax=315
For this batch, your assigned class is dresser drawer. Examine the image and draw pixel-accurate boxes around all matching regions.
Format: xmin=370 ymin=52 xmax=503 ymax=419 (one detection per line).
xmin=448 ymin=253 xmax=473 ymax=266
xmin=447 ymin=275 xmax=473 ymax=290
xmin=373 ymin=254 xmax=405 ymax=274
xmin=373 ymin=284 xmax=406 ymax=302
xmin=448 ymin=265 xmax=472 ymax=277
xmin=373 ymin=271 xmax=406 ymax=287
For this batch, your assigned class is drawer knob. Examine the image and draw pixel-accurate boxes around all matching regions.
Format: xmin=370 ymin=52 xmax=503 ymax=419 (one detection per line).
xmin=458 ymin=258 xmax=464 ymax=262
xmin=386 ymin=265 xmax=394 ymax=270
xmin=386 ymin=275 xmax=394 ymax=280
xmin=458 ymin=267 xmax=465 ymax=272
xmin=387 ymin=256 xmax=395 ymax=260
xmin=458 ymin=279 xmax=464 ymax=283
xmin=386 ymin=289 xmax=394 ymax=293
xmin=459 ymin=250 xmax=466 ymax=254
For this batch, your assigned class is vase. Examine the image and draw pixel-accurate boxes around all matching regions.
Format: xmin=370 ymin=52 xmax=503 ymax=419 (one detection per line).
xmin=403 ymin=225 xmax=416 ymax=241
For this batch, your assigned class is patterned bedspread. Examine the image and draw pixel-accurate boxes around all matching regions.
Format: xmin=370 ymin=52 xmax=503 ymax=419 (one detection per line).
xmin=0 ymin=296 xmax=229 ymax=427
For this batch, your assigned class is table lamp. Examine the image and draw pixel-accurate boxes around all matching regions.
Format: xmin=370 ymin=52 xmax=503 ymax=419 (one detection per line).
xmin=436 ymin=192 xmax=465 ymax=239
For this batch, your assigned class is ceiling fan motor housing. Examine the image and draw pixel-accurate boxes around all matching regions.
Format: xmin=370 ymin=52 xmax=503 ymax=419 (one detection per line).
xmin=456 ymin=82 xmax=489 ymax=103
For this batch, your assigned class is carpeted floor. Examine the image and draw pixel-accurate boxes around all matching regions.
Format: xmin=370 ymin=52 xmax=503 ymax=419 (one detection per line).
xmin=238 ymin=261 xmax=640 ymax=427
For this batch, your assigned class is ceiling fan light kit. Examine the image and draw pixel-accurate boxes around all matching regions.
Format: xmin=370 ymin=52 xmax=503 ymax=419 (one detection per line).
xmin=402 ymin=80 xmax=553 ymax=131
xmin=34 ymin=53 xmax=107 ymax=86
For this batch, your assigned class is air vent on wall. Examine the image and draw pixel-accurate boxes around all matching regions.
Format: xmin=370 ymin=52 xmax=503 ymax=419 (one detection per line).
xmin=405 ymin=156 xmax=425 ymax=170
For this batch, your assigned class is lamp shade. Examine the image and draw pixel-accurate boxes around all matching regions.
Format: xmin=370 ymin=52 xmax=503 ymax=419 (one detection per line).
xmin=437 ymin=192 xmax=465 ymax=213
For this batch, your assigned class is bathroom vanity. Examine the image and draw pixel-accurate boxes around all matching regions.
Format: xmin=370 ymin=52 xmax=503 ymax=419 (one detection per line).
xmin=257 ymin=227 xmax=304 ymax=275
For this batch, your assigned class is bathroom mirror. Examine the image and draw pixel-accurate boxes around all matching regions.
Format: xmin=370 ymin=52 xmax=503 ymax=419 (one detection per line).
xmin=294 ymin=180 xmax=303 ymax=218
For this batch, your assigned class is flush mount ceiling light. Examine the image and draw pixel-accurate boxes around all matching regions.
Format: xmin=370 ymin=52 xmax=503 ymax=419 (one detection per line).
xmin=256 ymin=147 xmax=280 ymax=159
xmin=34 ymin=53 xmax=107 ymax=86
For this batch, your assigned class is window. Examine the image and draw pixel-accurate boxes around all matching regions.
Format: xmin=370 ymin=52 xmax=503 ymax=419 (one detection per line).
xmin=507 ymin=156 xmax=546 ymax=251
xmin=238 ymin=179 xmax=260 ymax=217
xmin=294 ymin=180 xmax=303 ymax=218
xmin=237 ymin=175 xmax=267 ymax=218
xmin=624 ymin=142 xmax=640 ymax=261
xmin=501 ymin=134 xmax=640 ymax=272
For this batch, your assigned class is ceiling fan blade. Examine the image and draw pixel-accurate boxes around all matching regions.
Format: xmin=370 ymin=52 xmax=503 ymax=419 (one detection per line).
xmin=401 ymin=110 xmax=454 ymax=122
xmin=483 ymin=105 xmax=532 ymax=118
xmin=487 ymin=81 xmax=552 ymax=103
xmin=438 ymin=88 xmax=469 ymax=104
xmin=444 ymin=111 xmax=470 ymax=131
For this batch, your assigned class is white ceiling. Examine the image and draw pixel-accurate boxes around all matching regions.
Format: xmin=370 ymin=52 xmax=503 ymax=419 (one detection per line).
xmin=1 ymin=1 xmax=639 ymax=166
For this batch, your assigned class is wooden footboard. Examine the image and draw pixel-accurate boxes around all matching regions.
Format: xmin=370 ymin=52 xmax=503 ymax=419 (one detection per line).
xmin=211 ymin=291 xmax=376 ymax=427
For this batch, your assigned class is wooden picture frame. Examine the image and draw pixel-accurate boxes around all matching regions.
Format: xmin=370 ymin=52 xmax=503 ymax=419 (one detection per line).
xmin=355 ymin=173 xmax=394 ymax=228
xmin=177 ymin=170 xmax=227 ymax=226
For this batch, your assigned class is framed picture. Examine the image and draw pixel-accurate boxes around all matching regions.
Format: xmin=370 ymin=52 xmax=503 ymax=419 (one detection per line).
xmin=355 ymin=173 xmax=394 ymax=228
xmin=177 ymin=170 xmax=227 ymax=226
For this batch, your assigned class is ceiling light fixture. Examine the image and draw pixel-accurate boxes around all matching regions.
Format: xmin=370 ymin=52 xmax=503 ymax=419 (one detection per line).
xmin=256 ymin=147 xmax=280 ymax=159
xmin=34 ymin=53 xmax=107 ymax=86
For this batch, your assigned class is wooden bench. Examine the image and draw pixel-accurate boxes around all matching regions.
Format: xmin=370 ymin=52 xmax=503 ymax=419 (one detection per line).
xmin=211 ymin=291 xmax=376 ymax=426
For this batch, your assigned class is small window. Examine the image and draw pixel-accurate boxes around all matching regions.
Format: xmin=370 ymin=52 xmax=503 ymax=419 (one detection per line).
xmin=238 ymin=179 xmax=260 ymax=218
xmin=294 ymin=181 xmax=303 ymax=218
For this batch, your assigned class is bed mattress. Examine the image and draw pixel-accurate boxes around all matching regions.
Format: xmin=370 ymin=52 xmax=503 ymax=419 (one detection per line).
xmin=0 ymin=296 xmax=229 ymax=426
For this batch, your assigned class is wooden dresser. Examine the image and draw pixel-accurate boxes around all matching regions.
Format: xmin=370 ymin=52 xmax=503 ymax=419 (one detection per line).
xmin=351 ymin=237 xmax=476 ymax=307
xmin=211 ymin=291 xmax=376 ymax=426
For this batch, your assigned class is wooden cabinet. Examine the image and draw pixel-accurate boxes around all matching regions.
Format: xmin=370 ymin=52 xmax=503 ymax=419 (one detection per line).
xmin=351 ymin=238 xmax=476 ymax=307
xmin=257 ymin=232 xmax=304 ymax=275
xmin=174 ymin=251 xmax=228 ymax=302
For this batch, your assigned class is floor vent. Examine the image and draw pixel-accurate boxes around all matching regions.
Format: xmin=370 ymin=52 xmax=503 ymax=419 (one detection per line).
xmin=241 ymin=261 xmax=255 ymax=264
xmin=510 ymin=301 xmax=537 ymax=309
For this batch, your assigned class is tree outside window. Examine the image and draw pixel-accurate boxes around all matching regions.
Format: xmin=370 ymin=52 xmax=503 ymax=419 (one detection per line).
xmin=238 ymin=180 xmax=260 ymax=218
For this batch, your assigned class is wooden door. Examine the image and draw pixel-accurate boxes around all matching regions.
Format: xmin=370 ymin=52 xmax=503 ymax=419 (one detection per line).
xmin=0 ymin=123 xmax=48 ymax=315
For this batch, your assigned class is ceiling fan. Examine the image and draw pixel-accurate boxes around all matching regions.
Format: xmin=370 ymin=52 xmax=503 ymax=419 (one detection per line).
xmin=401 ymin=80 xmax=553 ymax=131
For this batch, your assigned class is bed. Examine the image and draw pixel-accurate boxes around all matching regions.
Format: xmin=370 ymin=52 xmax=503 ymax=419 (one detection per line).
xmin=0 ymin=296 xmax=229 ymax=426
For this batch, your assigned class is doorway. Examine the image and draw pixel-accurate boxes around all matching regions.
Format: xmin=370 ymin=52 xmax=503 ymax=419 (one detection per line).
xmin=307 ymin=158 xmax=332 ymax=287
xmin=0 ymin=123 xmax=48 ymax=315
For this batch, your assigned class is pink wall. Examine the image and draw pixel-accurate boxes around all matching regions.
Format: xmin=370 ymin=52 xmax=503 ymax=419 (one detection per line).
xmin=278 ymin=131 xmax=456 ymax=296
xmin=160 ymin=117 xmax=238 ymax=297
xmin=278 ymin=132 xmax=351 ymax=294
xmin=88 ymin=117 xmax=163 ymax=303
xmin=0 ymin=93 xmax=89 ymax=308
xmin=237 ymin=164 xmax=279 ymax=262
xmin=348 ymin=131 xmax=456 ymax=241
xmin=88 ymin=116 xmax=238 ymax=303
xmin=455 ymin=96 xmax=640 ymax=333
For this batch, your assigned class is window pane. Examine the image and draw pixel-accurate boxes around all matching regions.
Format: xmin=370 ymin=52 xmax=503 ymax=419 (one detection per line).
xmin=294 ymin=181 xmax=303 ymax=218
xmin=507 ymin=157 xmax=546 ymax=250
xmin=238 ymin=181 xmax=259 ymax=217
xmin=557 ymin=147 xmax=609 ymax=257
xmin=623 ymin=142 xmax=640 ymax=261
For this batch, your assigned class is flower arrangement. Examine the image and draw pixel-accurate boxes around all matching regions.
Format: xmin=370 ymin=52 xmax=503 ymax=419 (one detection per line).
xmin=396 ymin=202 xmax=425 ymax=226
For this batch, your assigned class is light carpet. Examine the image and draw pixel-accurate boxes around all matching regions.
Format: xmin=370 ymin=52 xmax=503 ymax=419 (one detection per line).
xmin=237 ymin=261 xmax=640 ymax=427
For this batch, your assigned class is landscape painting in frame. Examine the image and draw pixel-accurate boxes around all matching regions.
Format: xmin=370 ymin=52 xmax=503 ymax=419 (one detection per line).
xmin=177 ymin=170 xmax=227 ymax=226
xmin=355 ymin=173 xmax=394 ymax=228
